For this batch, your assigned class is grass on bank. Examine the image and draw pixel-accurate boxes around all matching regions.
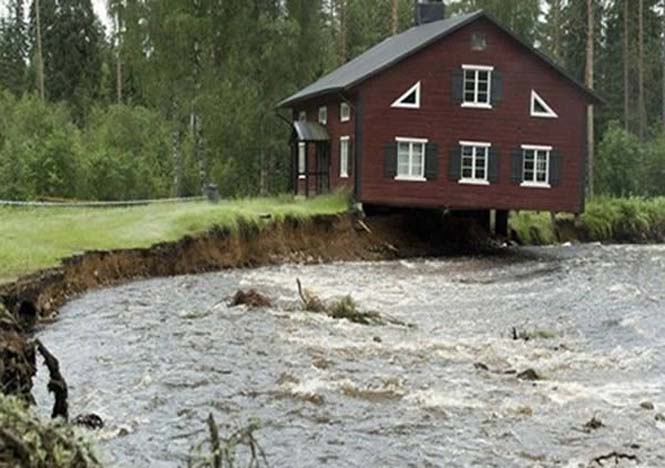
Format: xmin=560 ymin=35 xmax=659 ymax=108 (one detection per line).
xmin=510 ymin=197 xmax=665 ymax=245
xmin=0 ymin=192 xmax=349 ymax=283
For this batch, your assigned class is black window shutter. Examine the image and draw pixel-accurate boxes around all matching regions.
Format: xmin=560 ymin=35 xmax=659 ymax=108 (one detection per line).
xmin=491 ymin=71 xmax=503 ymax=106
xmin=550 ymin=149 xmax=562 ymax=186
xmin=510 ymin=149 xmax=523 ymax=184
xmin=452 ymin=68 xmax=464 ymax=104
xmin=384 ymin=143 xmax=397 ymax=178
xmin=347 ymin=139 xmax=354 ymax=177
xmin=488 ymin=147 xmax=500 ymax=183
xmin=425 ymin=143 xmax=439 ymax=180
xmin=448 ymin=145 xmax=462 ymax=181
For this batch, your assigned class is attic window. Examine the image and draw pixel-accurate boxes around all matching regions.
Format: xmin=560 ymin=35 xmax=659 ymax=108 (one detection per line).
xmin=391 ymin=81 xmax=421 ymax=109
xmin=299 ymin=111 xmax=307 ymax=121
xmin=531 ymin=90 xmax=558 ymax=118
xmin=340 ymin=102 xmax=351 ymax=122
xmin=471 ymin=33 xmax=487 ymax=51
xmin=462 ymin=65 xmax=493 ymax=108
xmin=319 ymin=106 xmax=328 ymax=125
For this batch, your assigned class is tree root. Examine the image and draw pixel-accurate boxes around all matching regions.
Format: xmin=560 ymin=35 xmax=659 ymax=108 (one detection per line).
xmin=35 ymin=339 xmax=68 ymax=420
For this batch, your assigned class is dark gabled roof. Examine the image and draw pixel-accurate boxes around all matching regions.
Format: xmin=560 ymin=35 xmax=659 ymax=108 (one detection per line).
xmin=292 ymin=121 xmax=330 ymax=142
xmin=278 ymin=11 xmax=601 ymax=108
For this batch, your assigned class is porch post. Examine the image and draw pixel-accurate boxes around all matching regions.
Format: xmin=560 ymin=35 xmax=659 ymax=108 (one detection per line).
xmin=305 ymin=142 xmax=309 ymax=197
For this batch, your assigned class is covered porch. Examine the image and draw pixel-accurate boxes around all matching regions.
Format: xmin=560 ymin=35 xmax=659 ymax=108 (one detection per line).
xmin=290 ymin=121 xmax=331 ymax=197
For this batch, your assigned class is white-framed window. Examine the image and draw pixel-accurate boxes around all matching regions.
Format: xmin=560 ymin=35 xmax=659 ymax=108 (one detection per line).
xmin=462 ymin=64 xmax=493 ymax=108
xmin=391 ymin=81 xmax=421 ymax=109
xmin=459 ymin=140 xmax=490 ymax=185
xmin=318 ymin=106 xmax=327 ymax=125
xmin=521 ymin=144 xmax=551 ymax=187
xmin=395 ymin=137 xmax=427 ymax=181
xmin=340 ymin=136 xmax=350 ymax=178
xmin=340 ymin=102 xmax=351 ymax=122
xmin=298 ymin=142 xmax=306 ymax=179
xmin=530 ymin=90 xmax=558 ymax=118
xmin=299 ymin=111 xmax=307 ymax=122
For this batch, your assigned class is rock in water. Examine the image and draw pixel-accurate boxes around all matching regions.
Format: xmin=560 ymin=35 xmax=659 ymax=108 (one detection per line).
xmin=229 ymin=290 xmax=272 ymax=308
xmin=640 ymin=401 xmax=655 ymax=410
xmin=516 ymin=369 xmax=541 ymax=381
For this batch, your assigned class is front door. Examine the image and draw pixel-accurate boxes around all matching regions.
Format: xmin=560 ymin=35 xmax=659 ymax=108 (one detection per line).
xmin=315 ymin=142 xmax=331 ymax=194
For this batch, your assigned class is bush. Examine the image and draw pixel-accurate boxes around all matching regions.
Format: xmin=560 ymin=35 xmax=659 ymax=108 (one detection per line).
xmin=595 ymin=121 xmax=643 ymax=197
xmin=81 ymin=105 xmax=176 ymax=200
xmin=0 ymin=94 xmax=83 ymax=200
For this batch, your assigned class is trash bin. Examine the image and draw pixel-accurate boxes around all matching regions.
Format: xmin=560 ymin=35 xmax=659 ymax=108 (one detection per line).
xmin=205 ymin=183 xmax=220 ymax=203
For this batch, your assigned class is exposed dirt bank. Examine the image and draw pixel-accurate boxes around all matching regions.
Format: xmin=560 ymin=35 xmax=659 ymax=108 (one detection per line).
xmin=0 ymin=212 xmax=493 ymax=323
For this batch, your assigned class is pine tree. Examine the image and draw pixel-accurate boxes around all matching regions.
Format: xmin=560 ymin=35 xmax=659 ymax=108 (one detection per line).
xmin=0 ymin=0 xmax=28 ymax=95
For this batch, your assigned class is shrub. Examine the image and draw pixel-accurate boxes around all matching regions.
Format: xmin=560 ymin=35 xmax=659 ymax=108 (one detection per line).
xmin=595 ymin=121 xmax=643 ymax=197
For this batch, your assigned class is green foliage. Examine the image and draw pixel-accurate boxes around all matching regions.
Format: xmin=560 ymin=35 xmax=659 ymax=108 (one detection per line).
xmin=0 ymin=0 xmax=28 ymax=95
xmin=509 ymin=211 xmax=558 ymax=245
xmin=449 ymin=0 xmax=542 ymax=44
xmin=582 ymin=196 xmax=665 ymax=241
xmin=0 ymin=94 xmax=82 ymax=200
xmin=510 ymin=197 xmax=665 ymax=245
xmin=0 ymin=394 xmax=100 ymax=467
xmin=82 ymin=105 xmax=175 ymax=200
xmin=595 ymin=121 xmax=643 ymax=197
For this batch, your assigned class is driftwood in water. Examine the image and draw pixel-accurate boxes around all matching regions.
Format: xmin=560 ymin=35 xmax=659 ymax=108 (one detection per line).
xmin=35 ymin=340 xmax=68 ymax=420
xmin=296 ymin=279 xmax=412 ymax=327
xmin=590 ymin=451 xmax=638 ymax=466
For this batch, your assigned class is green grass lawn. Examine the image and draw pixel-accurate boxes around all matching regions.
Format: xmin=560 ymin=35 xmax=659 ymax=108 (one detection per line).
xmin=0 ymin=193 xmax=349 ymax=284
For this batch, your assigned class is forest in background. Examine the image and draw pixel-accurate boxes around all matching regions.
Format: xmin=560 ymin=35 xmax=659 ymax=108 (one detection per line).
xmin=0 ymin=0 xmax=664 ymax=201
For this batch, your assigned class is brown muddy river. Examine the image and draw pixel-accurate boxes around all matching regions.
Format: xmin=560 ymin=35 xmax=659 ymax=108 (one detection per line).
xmin=34 ymin=245 xmax=665 ymax=467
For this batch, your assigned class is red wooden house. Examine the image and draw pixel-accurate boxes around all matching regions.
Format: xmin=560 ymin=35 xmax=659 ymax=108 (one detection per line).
xmin=278 ymin=2 xmax=600 ymax=228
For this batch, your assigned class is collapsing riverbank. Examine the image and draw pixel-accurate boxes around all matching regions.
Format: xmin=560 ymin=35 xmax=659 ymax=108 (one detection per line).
xmin=0 ymin=211 xmax=495 ymax=323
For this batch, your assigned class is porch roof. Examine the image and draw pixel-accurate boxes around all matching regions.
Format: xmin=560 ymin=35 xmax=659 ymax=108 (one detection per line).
xmin=292 ymin=121 xmax=330 ymax=142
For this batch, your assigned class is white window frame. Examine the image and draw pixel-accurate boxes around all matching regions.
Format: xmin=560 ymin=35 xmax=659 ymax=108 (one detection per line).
xmin=391 ymin=81 xmax=421 ymax=109
xmin=298 ymin=111 xmax=307 ymax=122
xmin=461 ymin=64 xmax=493 ymax=109
xmin=530 ymin=90 xmax=558 ymax=118
xmin=318 ymin=106 xmax=327 ymax=125
xmin=521 ymin=144 xmax=552 ymax=188
xmin=340 ymin=136 xmax=350 ymax=178
xmin=298 ymin=142 xmax=306 ymax=179
xmin=340 ymin=102 xmax=351 ymax=122
xmin=459 ymin=140 xmax=491 ymax=185
xmin=395 ymin=137 xmax=428 ymax=182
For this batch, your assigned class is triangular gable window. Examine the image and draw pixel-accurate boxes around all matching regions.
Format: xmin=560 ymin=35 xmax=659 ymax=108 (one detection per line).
xmin=531 ymin=90 xmax=558 ymax=118
xmin=391 ymin=81 xmax=421 ymax=109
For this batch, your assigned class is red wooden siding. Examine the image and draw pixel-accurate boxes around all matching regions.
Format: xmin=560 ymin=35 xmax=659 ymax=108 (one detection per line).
xmin=356 ymin=17 xmax=589 ymax=213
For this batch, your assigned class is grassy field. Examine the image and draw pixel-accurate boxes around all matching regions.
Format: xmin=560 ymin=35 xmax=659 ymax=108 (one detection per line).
xmin=0 ymin=193 xmax=349 ymax=283
xmin=510 ymin=197 xmax=665 ymax=245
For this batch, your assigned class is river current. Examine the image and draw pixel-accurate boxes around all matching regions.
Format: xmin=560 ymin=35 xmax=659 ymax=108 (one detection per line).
xmin=34 ymin=244 xmax=665 ymax=467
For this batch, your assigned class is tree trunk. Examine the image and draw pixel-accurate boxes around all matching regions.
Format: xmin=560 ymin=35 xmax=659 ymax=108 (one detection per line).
xmin=339 ymin=0 xmax=347 ymax=64
xmin=552 ymin=0 xmax=562 ymax=60
xmin=624 ymin=0 xmax=630 ymax=131
xmin=638 ymin=0 xmax=646 ymax=142
xmin=392 ymin=0 xmax=399 ymax=35
xmin=34 ymin=0 xmax=45 ymax=100
xmin=662 ymin=0 xmax=665 ymax=132
xmin=115 ymin=11 xmax=123 ymax=104
xmin=586 ymin=0 xmax=595 ymax=196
